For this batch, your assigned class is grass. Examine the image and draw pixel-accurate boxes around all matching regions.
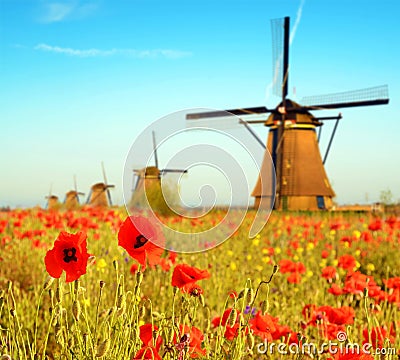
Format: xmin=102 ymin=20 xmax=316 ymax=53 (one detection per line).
xmin=0 ymin=207 xmax=399 ymax=359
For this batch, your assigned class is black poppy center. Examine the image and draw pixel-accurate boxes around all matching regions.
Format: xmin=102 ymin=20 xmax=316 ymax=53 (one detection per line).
xmin=134 ymin=234 xmax=148 ymax=249
xmin=63 ymin=247 xmax=78 ymax=263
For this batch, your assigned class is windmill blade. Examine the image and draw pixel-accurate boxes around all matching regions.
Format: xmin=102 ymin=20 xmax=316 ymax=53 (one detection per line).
xmin=86 ymin=190 xmax=92 ymax=204
xmin=152 ymin=131 xmax=159 ymax=169
xmin=270 ymin=16 xmax=290 ymax=100
xmin=160 ymin=169 xmax=188 ymax=174
xmin=186 ymin=106 xmax=273 ymax=120
xmin=300 ymin=85 xmax=389 ymax=111
xmin=106 ymin=188 xmax=113 ymax=206
xmin=74 ymin=175 xmax=78 ymax=192
xmin=323 ymin=116 xmax=342 ymax=165
xmin=101 ymin=161 xmax=108 ymax=186
xmin=239 ymin=119 xmax=266 ymax=149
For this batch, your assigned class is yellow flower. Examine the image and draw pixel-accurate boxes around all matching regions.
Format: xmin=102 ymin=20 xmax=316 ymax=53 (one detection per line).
xmin=256 ymin=265 xmax=263 ymax=272
xmin=366 ymin=263 xmax=375 ymax=271
xmin=246 ymin=254 xmax=252 ymax=261
xmin=355 ymin=261 xmax=361 ymax=269
xmin=353 ymin=230 xmax=361 ymax=239
xmin=319 ymin=259 xmax=327 ymax=267
xmin=230 ymin=262 xmax=237 ymax=271
xmin=296 ymin=247 xmax=304 ymax=254
xmin=262 ymin=256 xmax=271 ymax=264
xmin=306 ymin=270 xmax=313 ymax=278
xmin=332 ymin=259 xmax=338 ymax=267
xmin=252 ymin=239 xmax=260 ymax=246
xmin=330 ymin=230 xmax=336 ymax=235
xmin=306 ymin=243 xmax=315 ymax=250
xmin=82 ymin=298 xmax=90 ymax=307
xmin=293 ymin=255 xmax=299 ymax=261
xmin=227 ymin=250 xmax=234 ymax=256
xmin=355 ymin=249 xmax=361 ymax=257
xmin=262 ymin=248 xmax=269 ymax=255
xmin=256 ymin=234 xmax=261 ymax=239
xmin=96 ymin=258 xmax=107 ymax=271
xmin=275 ymin=247 xmax=282 ymax=255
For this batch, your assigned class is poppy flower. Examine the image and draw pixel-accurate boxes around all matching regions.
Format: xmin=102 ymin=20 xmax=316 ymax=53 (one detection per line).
xmin=132 ymin=346 xmax=161 ymax=360
xmin=171 ymin=264 xmax=210 ymax=292
xmin=44 ymin=231 xmax=90 ymax=283
xmin=249 ymin=311 xmax=277 ymax=342
xmin=139 ymin=323 xmax=162 ymax=350
xmin=175 ymin=325 xmax=206 ymax=357
xmin=118 ymin=216 xmax=165 ymax=270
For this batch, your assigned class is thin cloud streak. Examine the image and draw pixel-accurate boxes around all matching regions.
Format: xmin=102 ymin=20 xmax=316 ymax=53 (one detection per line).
xmin=34 ymin=43 xmax=192 ymax=59
xmin=39 ymin=1 xmax=98 ymax=23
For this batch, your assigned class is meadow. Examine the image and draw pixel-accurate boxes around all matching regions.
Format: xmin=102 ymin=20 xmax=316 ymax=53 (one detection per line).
xmin=0 ymin=207 xmax=399 ymax=359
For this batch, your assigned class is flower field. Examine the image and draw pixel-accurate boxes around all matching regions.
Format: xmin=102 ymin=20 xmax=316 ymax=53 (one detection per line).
xmin=0 ymin=208 xmax=399 ymax=359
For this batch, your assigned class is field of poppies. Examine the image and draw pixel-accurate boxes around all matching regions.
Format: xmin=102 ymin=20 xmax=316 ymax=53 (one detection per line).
xmin=0 ymin=207 xmax=399 ymax=359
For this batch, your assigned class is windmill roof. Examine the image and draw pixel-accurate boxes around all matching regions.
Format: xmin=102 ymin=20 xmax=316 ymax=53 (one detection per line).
xmin=265 ymin=99 xmax=322 ymax=126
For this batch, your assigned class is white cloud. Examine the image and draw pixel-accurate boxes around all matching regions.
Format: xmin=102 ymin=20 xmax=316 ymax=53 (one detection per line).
xmin=39 ymin=1 xmax=98 ymax=23
xmin=34 ymin=43 xmax=192 ymax=59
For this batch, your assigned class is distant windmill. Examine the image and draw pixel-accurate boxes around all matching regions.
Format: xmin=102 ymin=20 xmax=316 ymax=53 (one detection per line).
xmin=64 ymin=175 xmax=85 ymax=210
xmin=86 ymin=162 xmax=115 ymax=207
xmin=45 ymin=184 xmax=60 ymax=210
xmin=130 ymin=131 xmax=187 ymax=213
xmin=187 ymin=16 xmax=389 ymax=211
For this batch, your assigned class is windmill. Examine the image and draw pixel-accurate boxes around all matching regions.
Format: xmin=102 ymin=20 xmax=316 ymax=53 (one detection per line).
xmin=64 ymin=175 xmax=85 ymax=210
xmin=45 ymin=184 xmax=60 ymax=210
xmin=130 ymin=131 xmax=187 ymax=214
xmin=186 ymin=16 xmax=389 ymax=211
xmin=86 ymin=162 xmax=115 ymax=207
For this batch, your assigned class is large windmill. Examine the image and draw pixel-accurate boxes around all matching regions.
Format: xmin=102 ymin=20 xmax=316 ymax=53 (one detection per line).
xmin=187 ymin=16 xmax=389 ymax=211
xmin=64 ymin=175 xmax=85 ymax=210
xmin=130 ymin=131 xmax=187 ymax=213
xmin=86 ymin=162 xmax=115 ymax=207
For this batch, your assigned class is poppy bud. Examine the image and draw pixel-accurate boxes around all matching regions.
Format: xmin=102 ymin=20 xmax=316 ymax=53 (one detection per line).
xmin=72 ymin=300 xmax=81 ymax=321
xmin=136 ymin=271 xmax=143 ymax=285
xmin=10 ymin=309 xmax=16 ymax=317
xmin=7 ymin=281 xmax=12 ymax=292
xmin=272 ymin=264 xmax=279 ymax=275
xmin=74 ymin=280 xmax=80 ymax=294
xmin=113 ymin=260 xmax=118 ymax=271
xmin=363 ymin=288 xmax=368 ymax=298
xmin=261 ymin=299 xmax=269 ymax=315
xmin=96 ymin=338 xmax=110 ymax=358
xmin=246 ymin=288 xmax=254 ymax=306
xmin=139 ymin=304 xmax=146 ymax=318
xmin=228 ymin=308 xmax=237 ymax=327
xmin=99 ymin=280 xmax=106 ymax=289
xmin=68 ymin=337 xmax=74 ymax=348
xmin=199 ymin=294 xmax=205 ymax=307
xmin=88 ymin=255 xmax=96 ymax=266
xmin=247 ymin=332 xmax=255 ymax=350
xmin=55 ymin=286 xmax=62 ymax=303
xmin=43 ymin=276 xmax=55 ymax=291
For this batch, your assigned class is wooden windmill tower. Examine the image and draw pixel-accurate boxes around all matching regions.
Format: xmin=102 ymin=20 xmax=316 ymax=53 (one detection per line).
xmin=130 ymin=131 xmax=187 ymax=213
xmin=64 ymin=175 xmax=85 ymax=210
xmin=86 ymin=162 xmax=115 ymax=207
xmin=187 ymin=17 xmax=389 ymax=211
xmin=45 ymin=184 xmax=60 ymax=210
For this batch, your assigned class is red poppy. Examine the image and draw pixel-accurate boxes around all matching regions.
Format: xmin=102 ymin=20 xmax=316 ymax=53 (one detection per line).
xmin=132 ymin=346 xmax=161 ymax=360
xmin=249 ymin=311 xmax=277 ymax=342
xmin=322 ymin=266 xmax=338 ymax=281
xmin=139 ymin=323 xmax=162 ymax=350
xmin=171 ymin=264 xmax=210 ymax=291
xmin=338 ymin=254 xmax=357 ymax=272
xmin=44 ymin=231 xmax=90 ymax=283
xmin=175 ymin=325 xmax=206 ymax=358
xmin=118 ymin=216 xmax=165 ymax=270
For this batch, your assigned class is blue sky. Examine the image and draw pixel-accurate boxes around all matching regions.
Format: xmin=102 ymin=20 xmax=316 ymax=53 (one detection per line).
xmin=1 ymin=0 xmax=399 ymax=208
